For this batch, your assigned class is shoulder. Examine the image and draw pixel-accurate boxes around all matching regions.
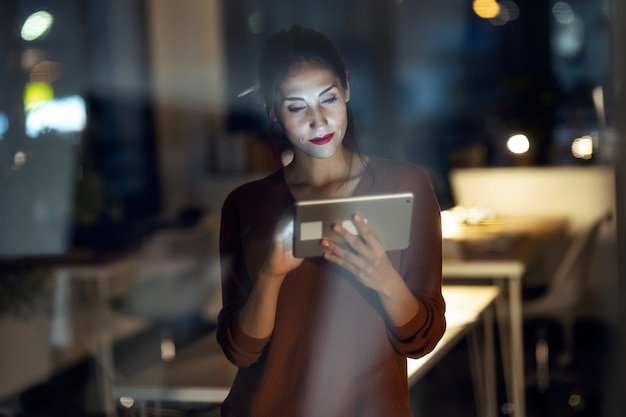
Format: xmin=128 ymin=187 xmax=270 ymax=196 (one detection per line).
xmin=222 ymin=169 xmax=287 ymax=212
xmin=366 ymin=156 xmax=433 ymax=191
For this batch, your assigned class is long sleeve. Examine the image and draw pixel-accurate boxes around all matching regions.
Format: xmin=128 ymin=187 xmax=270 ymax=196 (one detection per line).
xmin=216 ymin=190 xmax=271 ymax=368
xmin=385 ymin=164 xmax=446 ymax=358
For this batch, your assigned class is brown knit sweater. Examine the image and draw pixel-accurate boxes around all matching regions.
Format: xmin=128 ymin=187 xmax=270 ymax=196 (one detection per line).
xmin=217 ymin=156 xmax=446 ymax=417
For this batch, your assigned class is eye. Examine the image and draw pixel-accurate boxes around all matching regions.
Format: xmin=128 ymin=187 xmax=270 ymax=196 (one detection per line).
xmin=322 ymin=96 xmax=338 ymax=105
xmin=287 ymin=105 xmax=305 ymax=113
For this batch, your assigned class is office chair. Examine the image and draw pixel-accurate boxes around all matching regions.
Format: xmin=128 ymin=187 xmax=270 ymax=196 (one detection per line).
xmin=523 ymin=212 xmax=612 ymax=393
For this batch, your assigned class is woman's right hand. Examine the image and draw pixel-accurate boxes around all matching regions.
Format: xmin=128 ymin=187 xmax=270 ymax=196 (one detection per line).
xmin=236 ymin=221 xmax=303 ymax=340
xmin=259 ymin=232 xmax=303 ymax=282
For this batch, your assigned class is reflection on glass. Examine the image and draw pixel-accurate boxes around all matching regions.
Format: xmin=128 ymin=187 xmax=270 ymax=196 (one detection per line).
xmin=21 ymin=11 xmax=54 ymax=41
xmin=161 ymin=337 xmax=176 ymax=361
xmin=13 ymin=151 xmax=27 ymax=170
xmin=24 ymin=82 xmax=54 ymax=111
xmin=25 ymin=95 xmax=86 ymax=138
xmin=0 ymin=112 xmax=8 ymax=140
xmin=29 ymin=60 xmax=63 ymax=84
xmin=119 ymin=396 xmax=135 ymax=408
xmin=552 ymin=1 xmax=575 ymax=24
xmin=488 ymin=0 xmax=520 ymax=26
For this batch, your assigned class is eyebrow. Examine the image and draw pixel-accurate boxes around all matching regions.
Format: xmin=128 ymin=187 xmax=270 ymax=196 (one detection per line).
xmin=283 ymin=85 xmax=337 ymax=102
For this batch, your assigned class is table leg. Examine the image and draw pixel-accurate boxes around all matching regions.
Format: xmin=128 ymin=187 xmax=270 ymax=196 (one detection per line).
xmin=482 ymin=306 xmax=497 ymax=417
xmin=508 ymin=277 xmax=526 ymax=417
xmin=94 ymin=271 xmax=117 ymax=417
xmin=468 ymin=304 xmax=497 ymax=417
xmin=494 ymin=277 xmax=526 ymax=417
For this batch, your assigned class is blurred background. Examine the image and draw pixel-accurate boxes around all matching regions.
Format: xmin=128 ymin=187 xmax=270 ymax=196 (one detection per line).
xmin=0 ymin=0 xmax=625 ymax=416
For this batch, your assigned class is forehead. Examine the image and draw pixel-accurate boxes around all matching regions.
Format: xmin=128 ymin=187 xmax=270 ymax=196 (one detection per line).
xmin=279 ymin=62 xmax=342 ymax=97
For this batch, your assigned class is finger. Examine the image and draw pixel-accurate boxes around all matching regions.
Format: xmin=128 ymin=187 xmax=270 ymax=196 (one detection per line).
xmin=351 ymin=213 xmax=382 ymax=248
xmin=322 ymin=245 xmax=360 ymax=275
xmin=321 ymin=238 xmax=372 ymax=276
xmin=331 ymin=222 xmax=370 ymax=255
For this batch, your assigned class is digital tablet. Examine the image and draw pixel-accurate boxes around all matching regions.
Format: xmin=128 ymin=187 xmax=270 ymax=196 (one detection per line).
xmin=293 ymin=192 xmax=414 ymax=258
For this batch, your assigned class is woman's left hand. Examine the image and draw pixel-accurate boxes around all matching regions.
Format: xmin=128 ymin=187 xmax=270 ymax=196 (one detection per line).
xmin=320 ymin=213 xmax=396 ymax=291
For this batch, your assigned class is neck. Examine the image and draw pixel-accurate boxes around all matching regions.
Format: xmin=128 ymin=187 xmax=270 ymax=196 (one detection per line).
xmin=284 ymin=148 xmax=366 ymax=199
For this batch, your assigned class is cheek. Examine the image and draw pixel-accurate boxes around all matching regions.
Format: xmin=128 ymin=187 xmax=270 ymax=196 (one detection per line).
xmin=335 ymin=108 xmax=349 ymax=129
xmin=280 ymin=117 xmax=308 ymax=142
xmin=282 ymin=114 xmax=309 ymax=131
xmin=281 ymin=117 xmax=302 ymax=134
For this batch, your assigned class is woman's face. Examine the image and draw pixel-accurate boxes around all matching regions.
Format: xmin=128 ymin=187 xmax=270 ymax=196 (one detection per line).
xmin=274 ymin=61 xmax=350 ymax=160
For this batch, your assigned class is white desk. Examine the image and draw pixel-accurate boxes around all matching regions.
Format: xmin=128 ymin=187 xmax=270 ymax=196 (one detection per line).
xmin=113 ymin=285 xmax=500 ymax=416
xmin=441 ymin=216 xmax=569 ymax=417
xmin=443 ymin=261 xmax=525 ymax=417
xmin=409 ymin=285 xmax=500 ymax=417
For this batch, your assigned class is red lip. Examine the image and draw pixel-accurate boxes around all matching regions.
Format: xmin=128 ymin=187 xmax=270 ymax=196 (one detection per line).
xmin=309 ymin=133 xmax=334 ymax=145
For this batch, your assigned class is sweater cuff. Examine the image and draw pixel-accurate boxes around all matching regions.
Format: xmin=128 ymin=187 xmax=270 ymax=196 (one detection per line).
xmin=231 ymin=315 xmax=271 ymax=354
xmin=392 ymin=305 xmax=429 ymax=341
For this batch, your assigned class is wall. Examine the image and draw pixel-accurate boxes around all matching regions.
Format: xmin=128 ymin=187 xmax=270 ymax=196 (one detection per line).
xmin=147 ymin=0 xmax=226 ymax=217
xmin=449 ymin=166 xmax=616 ymax=232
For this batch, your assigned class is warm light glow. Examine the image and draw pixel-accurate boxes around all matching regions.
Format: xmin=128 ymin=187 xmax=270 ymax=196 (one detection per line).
xmin=507 ymin=134 xmax=530 ymax=154
xmin=25 ymin=95 xmax=87 ymax=138
xmin=119 ymin=397 xmax=135 ymax=408
xmin=442 ymin=206 xmax=496 ymax=237
xmin=571 ymin=135 xmax=593 ymax=160
xmin=568 ymin=394 xmax=582 ymax=408
xmin=473 ymin=0 xmax=501 ymax=19
xmin=441 ymin=210 xmax=463 ymax=238
xmin=161 ymin=337 xmax=176 ymax=361
xmin=21 ymin=11 xmax=54 ymax=41
xmin=13 ymin=151 xmax=27 ymax=169
xmin=29 ymin=60 xmax=63 ymax=84
xmin=592 ymin=86 xmax=605 ymax=126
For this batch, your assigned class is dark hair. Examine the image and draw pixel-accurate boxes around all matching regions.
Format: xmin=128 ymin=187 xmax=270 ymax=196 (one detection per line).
xmin=258 ymin=25 xmax=359 ymax=154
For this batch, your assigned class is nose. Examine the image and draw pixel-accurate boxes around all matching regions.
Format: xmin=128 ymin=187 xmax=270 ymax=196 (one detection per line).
xmin=309 ymin=107 xmax=327 ymax=128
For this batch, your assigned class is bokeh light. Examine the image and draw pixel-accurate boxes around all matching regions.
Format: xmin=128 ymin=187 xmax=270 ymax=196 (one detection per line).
xmin=29 ymin=60 xmax=63 ymax=84
xmin=21 ymin=11 xmax=54 ymax=41
xmin=247 ymin=11 xmax=266 ymax=34
xmin=571 ymin=135 xmax=593 ymax=160
xmin=473 ymin=0 xmax=500 ymax=19
xmin=552 ymin=1 xmax=575 ymax=24
xmin=119 ymin=397 xmax=135 ymax=408
xmin=13 ymin=151 xmax=27 ymax=170
xmin=24 ymin=82 xmax=54 ymax=111
xmin=0 ymin=112 xmax=8 ymax=140
xmin=25 ymin=95 xmax=87 ymax=138
xmin=507 ymin=134 xmax=530 ymax=154
xmin=489 ymin=0 xmax=520 ymax=26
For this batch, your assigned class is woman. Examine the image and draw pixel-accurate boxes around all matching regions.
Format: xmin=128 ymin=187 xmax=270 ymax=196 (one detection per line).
xmin=217 ymin=25 xmax=445 ymax=417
